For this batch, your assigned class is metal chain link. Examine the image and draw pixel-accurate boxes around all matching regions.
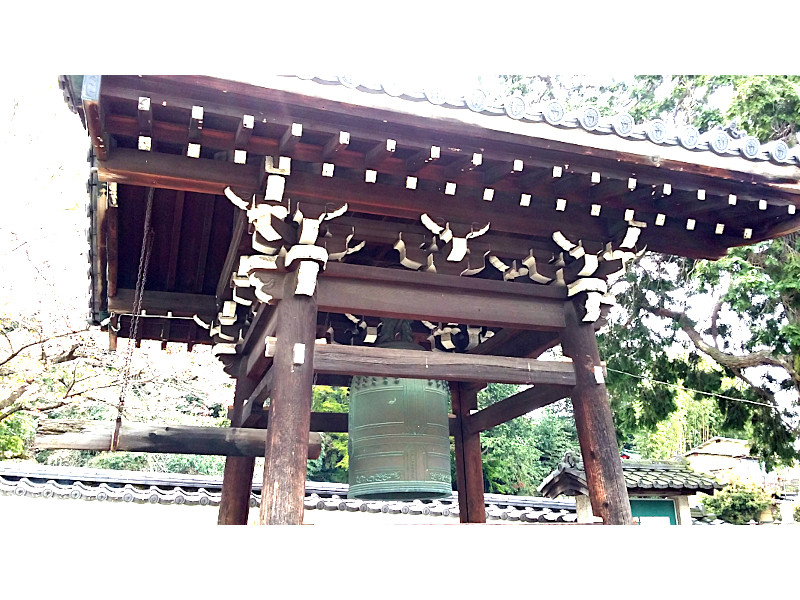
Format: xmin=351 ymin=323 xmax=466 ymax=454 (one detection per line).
xmin=112 ymin=188 xmax=154 ymax=449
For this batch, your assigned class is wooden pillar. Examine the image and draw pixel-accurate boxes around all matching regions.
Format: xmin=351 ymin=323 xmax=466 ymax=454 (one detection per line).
xmin=560 ymin=301 xmax=633 ymax=525
xmin=452 ymin=382 xmax=486 ymax=523
xmin=258 ymin=269 xmax=317 ymax=525
xmin=217 ymin=359 xmax=257 ymax=525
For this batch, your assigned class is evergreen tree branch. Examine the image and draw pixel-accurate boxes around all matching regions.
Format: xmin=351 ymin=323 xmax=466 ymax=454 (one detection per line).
xmin=644 ymin=303 xmax=794 ymax=374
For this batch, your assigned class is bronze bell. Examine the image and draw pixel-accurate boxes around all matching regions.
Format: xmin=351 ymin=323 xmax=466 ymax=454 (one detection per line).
xmin=347 ymin=321 xmax=452 ymax=500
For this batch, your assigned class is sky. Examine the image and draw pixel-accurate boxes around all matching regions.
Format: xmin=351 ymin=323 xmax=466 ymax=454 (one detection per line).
xmin=1 ymin=76 xmax=89 ymax=332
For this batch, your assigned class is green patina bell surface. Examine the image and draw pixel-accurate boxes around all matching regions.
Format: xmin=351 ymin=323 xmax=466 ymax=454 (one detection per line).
xmin=347 ymin=339 xmax=452 ymax=500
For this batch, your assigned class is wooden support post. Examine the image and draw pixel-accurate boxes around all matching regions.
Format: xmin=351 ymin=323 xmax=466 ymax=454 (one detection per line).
xmin=452 ymin=383 xmax=486 ymax=524
xmin=258 ymin=269 xmax=317 ymax=525
xmin=218 ymin=358 xmax=257 ymax=525
xmin=560 ymin=301 xmax=633 ymax=525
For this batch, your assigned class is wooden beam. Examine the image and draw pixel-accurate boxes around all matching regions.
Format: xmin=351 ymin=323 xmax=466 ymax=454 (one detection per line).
xmin=245 ymin=406 xmax=471 ymax=436
xmin=105 ymin=76 xmax=800 ymax=198
xmin=483 ymin=158 xmax=524 ymax=186
xmin=193 ymin=195 xmax=215 ymax=293
xmin=364 ymin=138 xmax=396 ymax=169
xmin=97 ymin=148 xmax=261 ymax=196
xmin=245 ymin=309 xmax=279 ymax=382
xmin=279 ymin=122 xmax=303 ymax=156
xmin=137 ymin=96 xmax=153 ymax=135
xmin=259 ymin=269 xmax=318 ymax=525
xmin=35 ymin=419 xmax=320 ymax=459
xmin=109 ymin=289 xmax=217 ymax=319
xmin=81 ymin=75 xmax=108 ymax=161
xmin=468 ymin=328 xmax=560 ymax=359
xmin=102 ymin=106 xmax=800 ymax=207
xmin=106 ymin=204 xmax=119 ymax=297
xmin=160 ymin=319 xmax=171 ymax=350
xmin=452 ymin=383 xmax=486 ymax=523
xmin=165 ymin=191 xmax=184 ymax=291
xmin=241 ymin=264 xmax=566 ymax=349
xmin=241 ymin=303 xmax=278 ymax=359
xmin=234 ymin=114 xmax=254 ymax=149
xmin=465 ymin=383 xmax=573 ymax=434
xmin=284 ymin=171 xmax=608 ymax=249
xmin=108 ymin=313 xmax=118 ymax=351
xmin=330 ymin=213 xmax=555 ymax=259
xmin=240 ymin=367 xmax=274 ymax=427
xmin=312 ymin=344 xmax=576 ymax=386
xmin=219 ymin=358 xmax=258 ymax=525
xmin=560 ymin=300 xmax=633 ymax=525
xmin=445 ymin=153 xmax=482 ymax=179
xmin=188 ymin=105 xmax=204 ymax=143
xmin=322 ymin=131 xmax=350 ymax=162
xmin=215 ymin=209 xmax=249 ymax=302
xmin=249 ymin=409 xmax=352 ymax=434
xmin=322 ymin=261 xmax=565 ymax=326
xmin=405 ymin=145 xmax=440 ymax=173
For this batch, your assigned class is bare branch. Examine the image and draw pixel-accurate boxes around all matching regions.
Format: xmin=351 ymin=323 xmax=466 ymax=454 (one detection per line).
xmin=0 ymin=329 xmax=88 ymax=369
xmin=0 ymin=403 xmax=26 ymax=422
xmin=50 ymin=343 xmax=82 ymax=365
xmin=63 ymin=379 xmax=125 ymax=399
xmin=0 ymin=379 xmax=35 ymax=411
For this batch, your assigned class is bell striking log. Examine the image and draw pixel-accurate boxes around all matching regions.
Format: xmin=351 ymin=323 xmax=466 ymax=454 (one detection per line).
xmin=347 ymin=337 xmax=452 ymax=500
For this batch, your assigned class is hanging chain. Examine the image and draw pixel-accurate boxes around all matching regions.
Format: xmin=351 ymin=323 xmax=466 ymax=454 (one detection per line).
xmin=111 ymin=188 xmax=154 ymax=450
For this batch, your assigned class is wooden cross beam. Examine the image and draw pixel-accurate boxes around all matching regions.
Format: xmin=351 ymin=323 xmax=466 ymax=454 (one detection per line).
xmin=259 ymin=343 xmax=578 ymax=386
xmin=244 ymin=262 xmax=567 ymax=335
xmin=464 ymin=383 xmax=573 ymax=434
xmin=109 ymin=289 xmax=217 ymax=320
xmin=36 ymin=420 xmax=321 ymax=459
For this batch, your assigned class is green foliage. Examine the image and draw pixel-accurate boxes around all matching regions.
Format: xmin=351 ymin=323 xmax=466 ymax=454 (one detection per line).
xmin=84 ymin=451 xmax=150 ymax=471
xmin=84 ymin=451 xmax=226 ymax=475
xmin=0 ymin=413 xmax=36 ymax=458
xmin=703 ymin=481 xmax=771 ymax=525
xmin=477 ymin=385 xmax=579 ymax=494
xmin=727 ymin=76 xmax=800 ymax=143
xmin=794 ymin=504 xmax=800 ymax=522
xmin=530 ymin=405 xmax=580 ymax=482
xmin=307 ymin=386 xmax=350 ymax=483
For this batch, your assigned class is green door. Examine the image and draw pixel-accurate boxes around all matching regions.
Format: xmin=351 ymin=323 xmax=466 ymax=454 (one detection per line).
xmin=629 ymin=498 xmax=677 ymax=525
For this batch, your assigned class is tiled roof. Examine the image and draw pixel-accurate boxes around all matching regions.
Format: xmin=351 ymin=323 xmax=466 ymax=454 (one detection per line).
xmin=0 ymin=463 xmax=578 ymax=523
xmin=683 ymin=436 xmax=753 ymax=459
xmin=0 ymin=462 xmax=744 ymax=524
xmin=291 ymin=76 xmax=800 ymax=167
xmin=539 ymin=452 xmax=723 ymax=497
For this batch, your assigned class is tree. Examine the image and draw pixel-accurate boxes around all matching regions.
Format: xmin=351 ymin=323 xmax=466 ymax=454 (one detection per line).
xmin=599 ymin=76 xmax=800 ymax=469
xmin=703 ymin=480 xmax=771 ymax=525
xmin=306 ymin=386 xmax=349 ymax=483
xmin=499 ymin=75 xmax=800 ymax=469
xmin=475 ymin=385 xmax=579 ymax=494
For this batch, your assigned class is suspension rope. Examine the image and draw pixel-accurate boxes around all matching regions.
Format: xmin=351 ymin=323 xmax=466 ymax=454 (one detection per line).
xmin=111 ymin=188 xmax=155 ymax=451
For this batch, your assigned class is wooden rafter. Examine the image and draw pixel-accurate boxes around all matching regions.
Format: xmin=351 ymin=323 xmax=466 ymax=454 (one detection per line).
xmin=193 ymin=195 xmax=215 ymax=293
xmin=165 ymin=191 xmax=185 ymax=291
